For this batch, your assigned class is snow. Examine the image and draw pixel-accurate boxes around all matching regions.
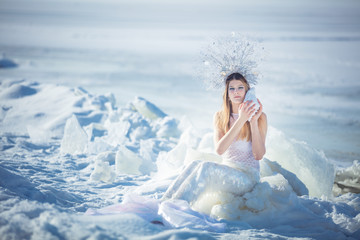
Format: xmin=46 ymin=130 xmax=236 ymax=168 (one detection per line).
xmin=0 ymin=54 xmax=18 ymax=68
xmin=0 ymin=79 xmax=359 ymax=239
xmin=1 ymin=0 xmax=360 ymax=239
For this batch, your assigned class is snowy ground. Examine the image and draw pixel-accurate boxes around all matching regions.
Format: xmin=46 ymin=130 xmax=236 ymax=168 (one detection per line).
xmin=0 ymin=79 xmax=359 ymax=239
xmin=1 ymin=0 xmax=360 ymax=239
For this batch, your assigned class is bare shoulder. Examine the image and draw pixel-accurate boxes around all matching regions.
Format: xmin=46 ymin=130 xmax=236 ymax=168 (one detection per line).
xmin=260 ymin=112 xmax=267 ymax=122
xmin=258 ymin=112 xmax=268 ymax=136
xmin=213 ymin=111 xmax=222 ymax=122
xmin=213 ymin=111 xmax=223 ymax=130
xmin=214 ymin=110 xmax=221 ymax=117
xmin=259 ymin=112 xmax=267 ymax=126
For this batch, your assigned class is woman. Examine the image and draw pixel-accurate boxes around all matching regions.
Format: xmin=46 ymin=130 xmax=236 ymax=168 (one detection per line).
xmin=88 ymin=35 xmax=268 ymax=228
xmin=214 ymin=72 xmax=267 ymax=166
xmin=161 ymin=72 xmax=267 ymax=210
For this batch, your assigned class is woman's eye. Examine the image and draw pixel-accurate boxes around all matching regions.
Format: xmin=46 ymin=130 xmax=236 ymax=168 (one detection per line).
xmin=238 ymin=87 xmax=244 ymax=90
xmin=229 ymin=88 xmax=235 ymax=91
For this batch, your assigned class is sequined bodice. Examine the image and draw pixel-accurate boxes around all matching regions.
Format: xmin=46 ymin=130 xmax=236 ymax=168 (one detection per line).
xmin=222 ymin=113 xmax=259 ymax=170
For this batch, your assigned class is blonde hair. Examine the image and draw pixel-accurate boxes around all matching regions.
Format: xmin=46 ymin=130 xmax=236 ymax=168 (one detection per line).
xmin=216 ymin=73 xmax=252 ymax=141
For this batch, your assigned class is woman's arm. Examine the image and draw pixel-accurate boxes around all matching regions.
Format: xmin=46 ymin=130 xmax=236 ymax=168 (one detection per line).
xmin=213 ymin=113 xmax=245 ymax=155
xmin=249 ymin=100 xmax=267 ymax=160
xmin=214 ymin=101 xmax=256 ymax=155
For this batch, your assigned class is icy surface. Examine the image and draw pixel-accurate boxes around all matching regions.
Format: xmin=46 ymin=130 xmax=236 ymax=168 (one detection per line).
xmin=115 ymin=145 xmax=143 ymax=175
xmin=130 ymin=96 xmax=167 ymax=120
xmin=260 ymin=158 xmax=309 ymax=196
xmin=265 ymin=126 xmax=335 ymax=198
xmin=334 ymin=160 xmax=360 ymax=196
xmin=60 ymin=115 xmax=88 ymax=155
xmin=0 ymin=81 xmax=359 ymax=239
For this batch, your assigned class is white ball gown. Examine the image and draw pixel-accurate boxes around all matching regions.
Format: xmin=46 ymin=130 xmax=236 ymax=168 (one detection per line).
xmin=85 ymin=113 xmax=264 ymax=232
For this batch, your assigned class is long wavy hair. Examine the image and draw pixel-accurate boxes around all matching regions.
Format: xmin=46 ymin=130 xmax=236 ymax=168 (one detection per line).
xmin=216 ymin=72 xmax=252 ymax=141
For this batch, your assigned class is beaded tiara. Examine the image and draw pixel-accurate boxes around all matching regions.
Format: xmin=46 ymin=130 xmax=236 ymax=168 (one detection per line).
xmin=200 ymin=32 xmax=264 ymax=90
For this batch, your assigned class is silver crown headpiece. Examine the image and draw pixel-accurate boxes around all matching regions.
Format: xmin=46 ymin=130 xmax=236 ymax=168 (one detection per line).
xmin=200 ymin=33 xmax=264 ymax=90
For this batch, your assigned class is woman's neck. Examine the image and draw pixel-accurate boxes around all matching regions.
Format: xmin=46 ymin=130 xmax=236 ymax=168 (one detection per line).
xmin=231 ymin=102 xmax=241 ymax=114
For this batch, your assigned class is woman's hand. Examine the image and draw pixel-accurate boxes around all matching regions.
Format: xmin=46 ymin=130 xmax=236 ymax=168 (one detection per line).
xmin=238 ymin=100 xmax=256 ymax=123
xmin=250 ymin=98 xmax=263 ymax=125
xmin=249 ymin=98 xmax=266 ymax=160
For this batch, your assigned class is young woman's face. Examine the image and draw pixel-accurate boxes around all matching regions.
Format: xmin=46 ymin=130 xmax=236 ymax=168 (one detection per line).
xmin=228 ymin=80 xmax=247 ymax=104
